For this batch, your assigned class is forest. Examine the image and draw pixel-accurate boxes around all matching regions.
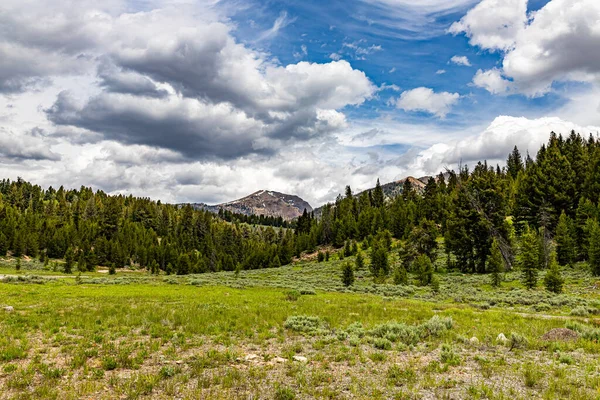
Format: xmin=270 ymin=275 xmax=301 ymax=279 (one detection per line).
xmin=1 ymin=130 xmax=600 ymax=285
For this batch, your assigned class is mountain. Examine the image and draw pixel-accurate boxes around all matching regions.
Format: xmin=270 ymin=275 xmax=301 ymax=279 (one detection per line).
xmin=193 ymin=190 xmax=313 ymax=221
xmin=359 ymin=176 xmax=427 ymax=199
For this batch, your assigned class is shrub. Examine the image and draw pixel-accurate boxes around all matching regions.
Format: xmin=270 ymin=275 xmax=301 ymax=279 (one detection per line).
xmin=440 ymin=344 xmax=460 ymax=366
xmin=508 ymin=332 xmax=527 ymax=350
xmin=393 ymin=264 xmax=408 ymax=285
xmin=570 ymin=306 xmax=589 ymax=316
xmin=317 ymin=251 xmax=325 ymax=263
xmin=373 ymin=338 xmax=392 ymax=350
xmin=387 ymin=364 xmax=416 ymax=386
xmin=284 ymin=315 xmax=324 ymax=334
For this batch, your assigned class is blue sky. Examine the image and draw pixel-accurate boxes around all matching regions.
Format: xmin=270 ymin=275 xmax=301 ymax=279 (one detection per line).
xmin=0 ymin=0 xmax=599 ymax=206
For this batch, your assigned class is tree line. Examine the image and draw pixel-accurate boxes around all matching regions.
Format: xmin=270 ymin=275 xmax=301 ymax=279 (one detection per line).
xmin=293 ymin=131 xmax=600 ymax=290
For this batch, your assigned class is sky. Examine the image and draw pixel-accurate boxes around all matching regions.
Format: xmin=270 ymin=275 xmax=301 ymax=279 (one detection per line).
xmin=1 ymin=0 xmax=600 ymax=207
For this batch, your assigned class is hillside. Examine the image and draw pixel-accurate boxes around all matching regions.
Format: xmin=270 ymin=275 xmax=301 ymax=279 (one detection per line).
xmin=194 ymin=190 xmax=313 ymax=221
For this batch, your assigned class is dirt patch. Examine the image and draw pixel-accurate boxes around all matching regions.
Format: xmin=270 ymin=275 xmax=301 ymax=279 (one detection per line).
xmin=541 ymin=328 xmax=580 ymax=342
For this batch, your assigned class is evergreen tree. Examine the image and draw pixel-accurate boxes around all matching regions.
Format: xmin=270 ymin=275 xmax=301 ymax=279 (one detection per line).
xmin=506 ymin=145 xmax=524 ymax=179
xmin=108 ymin=262 xmax=116 ymax=275
xmin=393 ymin=264 xmax=408 ymax=285
xmin=415 ymin=254 xmax=434 ymax=286
xmin=355 ymin=251 xmax=364 ymax=270
xmin=520 ymin=227 xmax=539 ymax=289
xmin=555 ymin=211 xmax=576 ymax=266
xmin=341 ymin=262 xmax=355 ymax=287
xmin=15 ymin=257 xmax=21 ymax=271
xmin=64 ymin=246 xmax=74 ymax=274
xmin=372 ymin=179 xmax=385 ymax=208
xmin=488 ymin=238 xmax=504 ymax=287
xmin=77 ymin=253 xmax=86 ymax=272
xmin=589 ymin=219 xmax=600 ymax=276
xmin=369 ymin=244 xmax=389 ymax=279
xmin=0 ymin=233 xmax=7 ymax=257
xmin=544 ymin=251 xmax=564 ymax=294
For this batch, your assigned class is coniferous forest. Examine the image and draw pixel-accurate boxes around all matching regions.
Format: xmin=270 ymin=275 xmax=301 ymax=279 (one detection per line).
xmin=1 ymin=130 xmax=600 ymax=282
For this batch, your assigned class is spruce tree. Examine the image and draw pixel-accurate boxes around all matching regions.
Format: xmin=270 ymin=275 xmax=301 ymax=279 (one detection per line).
xmin=393 ymin=264 xmax=408 ymax=285
xmin=370 ymin=245 xmax=389 ymax=279
xmin=488 ymin=238 xmax=504 ymax=287
xmin=15 ymin=257 xmax=21 ymax=271
xmin=589 ymin=219 xmax=600 ymax=276
xmin=415 ymin=254 xmax=434 ymax=286
xmin=520 ymin=227 xmax=539 ymax=289
xmin=544 ymin=251 xmax=564 ymax=294
xmin=0 ymin=233 xmax=7 ymax=257
xmin=342 ymin=262 xmax=355 ymax=287
xmin=506 ymin=145 xmax=524 ymax=179
xmin=64 ymin=246 xmax=74 ymax=274
xmin=555 ymin=211 xmax=576 ymax=266
xmin=77 ymin=253 xmax=86 ymax=272
xmin=108 ymin=262 xmax=116 ymax=275
xmin=355 ymin=251 xmax=364 ymax=270
xmin=372 ymin=179 xmax=385 ymax=208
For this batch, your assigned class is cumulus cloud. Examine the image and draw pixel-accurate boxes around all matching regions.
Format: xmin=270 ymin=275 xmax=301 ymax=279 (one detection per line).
xmin=0 ymin=128 xmax=61 ymax=161
xmin=394 ymin=87 xmax=460 ymax=118
xmin=472 ymin=68 xmax=511 ymax=94
xmin=409 ymin=116 xmax=600 ymax=175
xmin=448 ymin=0 xmax=527 ymax=51
xmin=450 ymin=55 xmax=471 ymax=66
xmin=454 ymin=0 xmax=600 ymax=96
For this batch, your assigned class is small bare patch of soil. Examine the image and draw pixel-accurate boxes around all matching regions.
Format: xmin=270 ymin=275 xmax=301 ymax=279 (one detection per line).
xmin=541 ymin=328 xmax=579 ymax=341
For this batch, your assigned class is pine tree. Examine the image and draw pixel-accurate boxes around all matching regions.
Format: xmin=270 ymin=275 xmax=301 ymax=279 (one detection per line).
xmin=520 ymin=227 xmax=539 ymax=289
xmin=589 ymin=219 xmax=600 ymax=276
xmin=544 ymin=251 xmax=564 ymax=294
xmin=77 ymin=253 xmax=86 ymax=272
xmin=393 ymin=264 xmax=408 ymax=285
xmin=15 ymin=257 xmax=21 ymax=271
xmin=64 ymin=246 xmax=74 ymax=274
xmin=555 ymin=211 xmax=576 ymax=266
xmin=372 ymin=179 xmax=385 ymax=208
xmin=355 ymin=251 xmax=364 ymax=270
xmin=108 ymin=262 xmax=116 ymax=275
xmin=369 ymin=245 xmax=389 ymax=279
xmin=415 ymin=254 xmax=434 ymax=286
xmin=506 ymin=145 xmax=524 ymax=179
xmin=0 ymin=233 xmax=7 ymax=257
xmin=342 ymin=262 xmax=355 ymax=287
xmin=488 ymin=238 xmax=504 ymax=287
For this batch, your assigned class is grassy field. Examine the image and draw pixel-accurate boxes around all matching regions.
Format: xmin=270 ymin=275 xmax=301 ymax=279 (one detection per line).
xmin=2 ymin=254 xmax=600 ymax=399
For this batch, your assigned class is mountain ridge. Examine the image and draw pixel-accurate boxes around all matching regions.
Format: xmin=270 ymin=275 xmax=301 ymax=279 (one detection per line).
xmin=192 ymin=190 xmax=312 ymax=221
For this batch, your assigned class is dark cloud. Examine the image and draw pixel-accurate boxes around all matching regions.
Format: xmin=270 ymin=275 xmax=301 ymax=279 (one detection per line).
xmin=46 ymin=91 xmax=275 ymax=161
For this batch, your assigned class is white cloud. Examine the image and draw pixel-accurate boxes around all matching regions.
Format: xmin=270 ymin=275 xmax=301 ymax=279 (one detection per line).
xmin=409 ymin=115 xmax=600 ymax=175
xmin=454 ymin=0 xmax=600 ymax=97
xmin=329 ymin=53 xmax=342 ymax=61
xmin=436 ymin=69 xmax=446 ymax=75
xmin=394 ymin=87 xmax=460 ymax=118
xmin=448 ymin=0 xmax=527 ymax=51
xmin=256 ymin=11 xmax=296 ymax=41
xmin=472 ymin=68 xmax=511 ymax=94
xmin=450 ymin=55 xmax=471 ymax=66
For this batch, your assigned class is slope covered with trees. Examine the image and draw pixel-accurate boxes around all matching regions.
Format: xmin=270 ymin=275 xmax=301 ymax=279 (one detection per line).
xmin=1 ymin=131 xmax=600 ymax=282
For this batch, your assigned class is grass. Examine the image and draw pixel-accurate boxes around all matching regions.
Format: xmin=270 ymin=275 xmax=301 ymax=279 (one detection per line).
xmin=2 ymin=254 xmax=600 ymax=398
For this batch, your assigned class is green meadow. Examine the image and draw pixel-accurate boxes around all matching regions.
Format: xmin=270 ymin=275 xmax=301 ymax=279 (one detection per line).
xmin=2 ymin=255 xmax=600 ymax=399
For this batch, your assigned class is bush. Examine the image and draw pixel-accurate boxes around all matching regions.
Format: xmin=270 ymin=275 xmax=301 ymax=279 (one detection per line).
xmin=373 ymin=338 xmax=392 ymax=350
xmin=317 ymin=251 xmax=325 ymax=263
xmin=570 ymin=306 xmax=589 ymax=316
xmin=440 ymin=344 xmax=460 ymax=366
xmin=509 ymin=332 xmax=527 ymax=350
xmin=284 ymin=315 xmax=324 ymax=334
